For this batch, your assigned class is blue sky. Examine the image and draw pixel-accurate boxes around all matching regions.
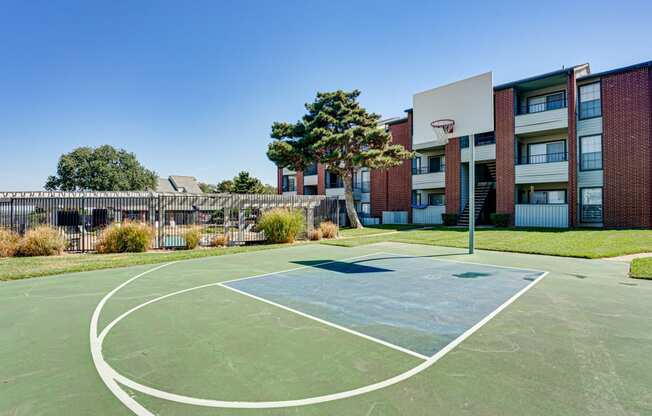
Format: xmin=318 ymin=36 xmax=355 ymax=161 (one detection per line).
xmin=1 ymin=0 xmax=650 ymax=190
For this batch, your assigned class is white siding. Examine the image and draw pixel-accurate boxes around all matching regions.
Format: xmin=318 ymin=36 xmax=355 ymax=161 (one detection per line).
xmin=515 ymin=108 xmax=568 ymax=135
xmin=282 ymin=167 xmax=295 ymax=175
xmin=382 ymin=211 xmax=408 ymax=224
xmin=577 ymin=116 xmax=602 ymax=136
xmin=515 ymin=204 xmax=569 ymax=228
xmin=515 ymin=161 xmax=569 ymax=184
xmin=412 ymin=206 xmax=445 ymax=224
xmin=325 ymin=188 xmax=344 ymax=198
xmin=412 ymin=172 xmax=446 ymax=189
xmin=460 ymin=144 xmax=495 ymax=162
xmin=303 ymin=174 xmax=318 ymax=186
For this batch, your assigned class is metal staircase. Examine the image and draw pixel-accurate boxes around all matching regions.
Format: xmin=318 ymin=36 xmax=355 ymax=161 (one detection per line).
xmin=458 ymin=161 xmax=496 ymax=226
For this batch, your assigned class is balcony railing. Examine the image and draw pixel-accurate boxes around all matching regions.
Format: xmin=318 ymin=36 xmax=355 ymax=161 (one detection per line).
xmin=581 ymin=204 xmax=603 ymax=223
xmin=524 ymin=98 xmax=567 ymax=114
xmin=282 ymin=185 xmax=296 ymax=192
xmin=517 ymin=151 xmax=567 ymax=165
xmin=353 ymin=181 xmax=371 ymax=193
xmin=325 ymin=179 xmax=344 ymax=189
xmin=580 ymin=152 xmax=602 ymax=170
xmin=412 ymin=165 xmax=445 ymax=175
xmin=460 ymin=133 xmax=495 ymax=148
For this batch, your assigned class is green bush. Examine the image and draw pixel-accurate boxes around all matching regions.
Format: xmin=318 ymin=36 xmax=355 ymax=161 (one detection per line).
xmin=258 ymin=208 xmax=305 ymax=243
xmin=441 ymin=213 xmax=458 ymax=226
xmin=96 ymin=221 xmax=153 ymax=253
xmin=16 ymin=226 xmax=67 ymax=257
xmin=183 ymin=227 xmax=202 ymax=249
xmin=0 ymin=228 xmax=20 ymax=257
xmin=490 ymin=213 xmax=511 ymax=227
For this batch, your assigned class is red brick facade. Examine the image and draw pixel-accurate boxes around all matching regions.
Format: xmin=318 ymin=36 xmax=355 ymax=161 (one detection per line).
xmin=444 ymin=138 xmax=461 ymax=214
xmin=494 ymin=88 xmax=515 ymax=222
xmin=371 ymin=114 xmax=413 ymax=220
xmin=295 ymin=170 xmax=304 ymax=195
xmin=602 ymin=67 xmax=652 ymax=228
xmin=277 ymin=168 xmax=283 ymax=194
xmin=317 ymin=164 xmax=326 ymax=195
xmin=567 ymin=74 xmax=578 ymax=226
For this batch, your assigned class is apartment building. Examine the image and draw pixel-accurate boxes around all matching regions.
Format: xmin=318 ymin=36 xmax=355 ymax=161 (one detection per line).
xmin=277 ymin=59 xmax=652 ymax=228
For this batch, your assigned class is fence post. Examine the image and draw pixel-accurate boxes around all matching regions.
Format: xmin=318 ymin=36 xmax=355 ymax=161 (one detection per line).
xmin=10 ymin=198 xmax=14 ymax=231
xmin=81 ymin=197 xmax=85 ymax=253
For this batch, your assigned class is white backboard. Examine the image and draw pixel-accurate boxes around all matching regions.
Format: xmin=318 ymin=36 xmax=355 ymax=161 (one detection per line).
xmin=412 ymin=72 xmax=493 ymax=147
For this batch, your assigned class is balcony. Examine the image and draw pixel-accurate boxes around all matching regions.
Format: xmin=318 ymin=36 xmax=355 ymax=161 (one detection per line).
xmin=515 ymin=107 xmax=568 ymax=135
xmin=515 ymin=152 xmax=568 ymax=184
xmin=412 ymin=168 xmax=445 ymax=190
xmin=515 ymin=204 xmax=569 ymax=228
xmin=353 ymin=181 xmax=371 ymax=202
xmin=412 ymin=205 xmax=446 ymax=225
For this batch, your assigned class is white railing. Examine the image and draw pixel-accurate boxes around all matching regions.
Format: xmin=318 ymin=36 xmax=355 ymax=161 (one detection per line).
xmin=515 ymin=204 xmax=569 ymax=228
xmin=382 ymin=211 xmax=408 ymax=224
xmin=412 ymin=205 xmax=445 ymax=224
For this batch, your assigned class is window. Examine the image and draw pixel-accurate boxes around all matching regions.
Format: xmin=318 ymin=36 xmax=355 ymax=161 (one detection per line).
xmin=412 ymin=156 xmax=422 ymax=174
xmin=326 ymin=172 xmax=343 ymax=188
xmin=360 ymin=203 xmax=371 ymax=216
xmin=580 ymin=135 xmax=602 ymax=171
xmin=529 ymin=190 xmax=567 ymax=204
xmin=579 ymin=82 xmax=601 ymax=119
xmin=428 ymin=193 xmax=445 ymax=206
xmin=304 ymin=162 xmax=318 ymax=176
xmin=428 ymin=155 xmax=445 ymax=173
xmin=412 ymin=190 xmax=421 ymax=205
xmin=282 ymin=175 xmax=296 ymax=192
xmin=525 ymin=140 xmax=566 ymax=164
xmin=526 ymin=91 xmax=566 ymax=113
xmin=581 ymin=187 xmax=603 ymax=223
xmin=460 ymin=131 xmax=495 ymax=148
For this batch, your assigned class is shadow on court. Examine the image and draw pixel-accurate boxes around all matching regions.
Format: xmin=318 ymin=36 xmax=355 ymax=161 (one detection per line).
xmin=291 ymin=260 xmax=393 ymax=274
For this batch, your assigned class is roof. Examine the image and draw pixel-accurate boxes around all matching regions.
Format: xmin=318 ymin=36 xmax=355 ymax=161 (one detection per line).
xmin=493 ymin=66 xmax=582 ymax=91
xmin=578 ymin=59 xmax=652 ymax=82
xmin=169 ymin=175 xmax=203 ymax=194
xmin=155 ymin=175 xmax=203 ymax=194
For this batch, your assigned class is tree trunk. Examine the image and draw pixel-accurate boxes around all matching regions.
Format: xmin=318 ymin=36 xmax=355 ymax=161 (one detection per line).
xmin=343 ymin=172 xmax=363 ymax=228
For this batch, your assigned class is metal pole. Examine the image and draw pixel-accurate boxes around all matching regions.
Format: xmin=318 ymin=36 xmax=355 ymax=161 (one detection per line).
xmin=469 ymin=134 xmax=475 ymax=254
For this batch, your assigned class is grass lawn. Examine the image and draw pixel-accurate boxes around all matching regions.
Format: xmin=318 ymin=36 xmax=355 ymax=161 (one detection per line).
xmin=325 ymin=226 xmax=652 ymax=259
xmin=338 ymin=224 xmax=424 ymax=237
xmin=630 ymin=257 xmax=652 ymax=279
xmin=0 ymin=243 xmax=292 ymax=281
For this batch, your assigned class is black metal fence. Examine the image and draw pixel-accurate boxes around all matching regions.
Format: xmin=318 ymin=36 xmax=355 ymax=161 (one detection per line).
xmin=0 ymin=192 xmax=339 ymax=252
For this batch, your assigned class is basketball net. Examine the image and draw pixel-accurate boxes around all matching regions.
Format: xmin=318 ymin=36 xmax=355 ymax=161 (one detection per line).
xmin=430 ymin=119 xmax=455 ymax=144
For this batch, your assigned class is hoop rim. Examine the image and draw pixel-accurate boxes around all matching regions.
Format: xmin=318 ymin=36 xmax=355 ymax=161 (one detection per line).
xmin=430 ymin=119 xmax=455 ymax=134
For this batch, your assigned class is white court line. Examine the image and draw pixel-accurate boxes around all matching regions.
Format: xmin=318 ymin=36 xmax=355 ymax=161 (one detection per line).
xmin=376 ymin=251 xmax=547 ymax=274
xmin=219 ymin=282 xmax=429 ymax=360
xmin=91 ymin=253 xmax=548 ymax=412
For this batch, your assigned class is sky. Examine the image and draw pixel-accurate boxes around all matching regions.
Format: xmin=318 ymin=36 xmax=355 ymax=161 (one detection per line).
xmin=1 ymin=0 xmax=650 ymax=191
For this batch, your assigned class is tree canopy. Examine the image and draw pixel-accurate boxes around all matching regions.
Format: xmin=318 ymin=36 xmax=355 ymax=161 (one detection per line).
xmin=207 ymin=172 xmax=275 ymax=194
xmin=267 ymin=90 xmax=412 ymax=227
xmin=45 ymin=145 xmax=157 ymax=191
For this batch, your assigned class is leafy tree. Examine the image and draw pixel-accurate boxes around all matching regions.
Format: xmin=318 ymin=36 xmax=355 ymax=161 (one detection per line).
xmin=267 ymin=90 xmax=412 ymax=228
xmin=216 ymin=179 xmax=234 ymax=193
xmin=232 ymin=171 xmax=265 ymax=194
xmin=45 ymin=145 xmax=157 ymax=191
xmin=262 ymin=184 xmax=277 ymax=195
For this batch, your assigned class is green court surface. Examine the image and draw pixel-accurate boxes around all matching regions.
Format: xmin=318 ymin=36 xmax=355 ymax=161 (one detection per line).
xmin=1 ymin=242 xmax=651 ymax=415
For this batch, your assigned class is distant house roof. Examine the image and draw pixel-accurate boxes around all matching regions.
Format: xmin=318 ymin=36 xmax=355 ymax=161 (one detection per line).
xmin=155 ymin=175 xmax=203 ymax=194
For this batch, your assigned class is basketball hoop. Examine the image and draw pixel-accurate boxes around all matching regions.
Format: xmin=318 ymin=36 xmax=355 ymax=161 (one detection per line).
xmin=430 ymin=119 xmax=455 ymax=134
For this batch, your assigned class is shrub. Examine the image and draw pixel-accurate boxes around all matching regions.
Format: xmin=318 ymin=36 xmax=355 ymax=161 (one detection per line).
xmin=183 ymin=227 xmax=202 ymax=249
xmin=441 ymin=213 xmax=458 ymax=226
xmin=319 ymin=221 xmax=339 ymax=239
xmin=211 ymin=233 xmax=230 ymax=247
xmin=490 ymin=213 xmax=511 ymax=228
xmin=96 ymin=221 xmax=153 ymax=253
xmin=16 ymin=226 xmax=67 ymax=257
xmin=308 ymin=229 xmax=323 ymax=241
xmin=257 ymin=208 xmax=305 ymax=243
xmin=0 ymin=228 xmax=20 ymax=257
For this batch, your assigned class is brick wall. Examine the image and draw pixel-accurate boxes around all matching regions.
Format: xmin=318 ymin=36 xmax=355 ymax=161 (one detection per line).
xmin=602 ymin=67 xmax=652 ymax=227
xmin=371 ymin=114 xmax=413 ymax=220
xmin=567 ymin=74 xmax=578 ymax=226
xmin=295 ymin=170 xmax=304 ymax=195
xmin=445 ymin=137 xmax=460 ymax=214
xmin=317 ymin=163 xmax=326 ymax=195
xmin=494 ymin=88 xmax=515 ymax=222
